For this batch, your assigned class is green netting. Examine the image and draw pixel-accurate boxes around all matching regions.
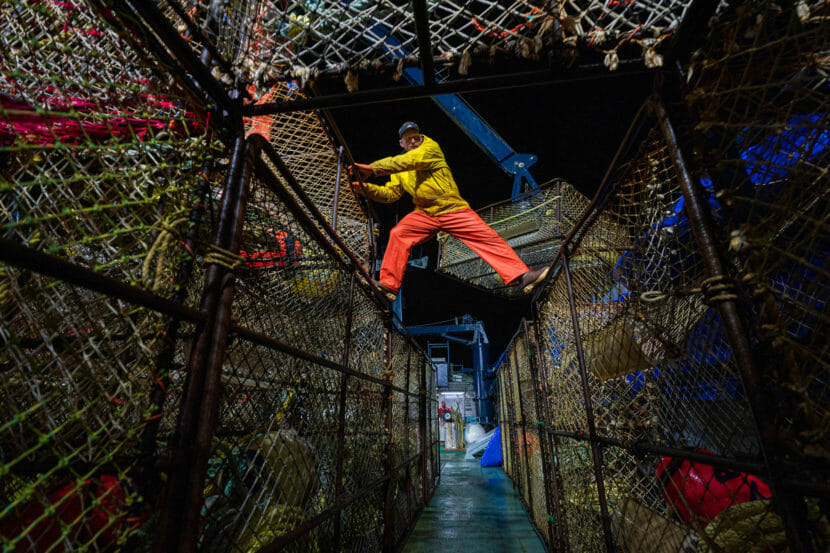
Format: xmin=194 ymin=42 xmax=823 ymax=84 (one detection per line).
xmin=1 ymin=3 xmax=437 ymax=553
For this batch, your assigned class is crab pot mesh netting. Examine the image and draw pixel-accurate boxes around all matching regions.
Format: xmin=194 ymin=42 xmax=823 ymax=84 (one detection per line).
xmin=498 ymin=121 xmax=828 ymax=552
xmin=537 ymin=125 xmax=768 ymax=551
xmin=153 ymin=0 xmax=694 ymax=99
xmin=684 ymin=0 xmax=830 ymax=468
xmin=438 ymin=180 xmax=589 ymax=295
xmin=244 ymin=82 xmax=370 ymax=265
xmin=1 ymin=2 xmax=214 ymax=551
xmin=493 ymin=2 xmax=830 ymax=546
xmin=1 ymin=2 xmax=437 ymax=552
xmin=495 ymin=4 xmax=830 ymax=546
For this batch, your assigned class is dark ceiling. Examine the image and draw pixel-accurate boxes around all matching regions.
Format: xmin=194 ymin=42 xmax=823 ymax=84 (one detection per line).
xmin=318 ymin=69 xmax=655 ymax=361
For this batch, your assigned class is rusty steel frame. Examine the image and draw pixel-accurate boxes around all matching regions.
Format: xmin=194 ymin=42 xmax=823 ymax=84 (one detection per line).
xmin=522 ymin=319 xmax=558 ymax=552
xmin=0 ymin=6 xmax=439 ymax=550
xmin=561 ymin=253 xmax=616 ymax=553
xmin=652 ymin=96 xmax=811 ymax=553
xmin=503 ymin=89 xmax=825 ymax=552
xmin=511 ymin=334 xmax=536 ymax=523
xmin=153 ymin=135 xmax=256 ymax=553
xmin=532 ymin=306 xmax=570 ymax=553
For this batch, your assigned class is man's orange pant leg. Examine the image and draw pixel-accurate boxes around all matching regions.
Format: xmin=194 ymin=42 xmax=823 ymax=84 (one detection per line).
xmin=378 ymin=208 xmax=528 ymax=292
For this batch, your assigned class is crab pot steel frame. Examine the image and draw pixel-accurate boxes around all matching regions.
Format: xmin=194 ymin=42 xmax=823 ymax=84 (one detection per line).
xmin=496 ymin=3 xmax=830 ymax=550
xmin=0 ymin=3 xmax=439 ymax=553
xmin=2 ymin=1 xmax=828 ymax=553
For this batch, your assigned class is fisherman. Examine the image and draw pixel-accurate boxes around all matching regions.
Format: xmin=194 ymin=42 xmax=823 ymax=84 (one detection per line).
xmin=350 ymin=121 xmax=549 ymax=301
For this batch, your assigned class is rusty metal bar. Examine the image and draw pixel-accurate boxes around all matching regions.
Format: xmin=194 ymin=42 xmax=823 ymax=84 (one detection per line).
xmin=498 ymin=372 xmax=512 ymax=480
xmin=429 ymin=363 xmax=440 ymax=491
xmin=310 ymin=88 xmax=381 ymax=264
xmin=161 ymin=0 xmax=237 ymax=79
xmin=532 ymin=305 xmax=569 ymax=553
xmin=652 ymin=96 xmax=809 ymax=553
xmin=254 ymin=138 xmax=392 ymax=311
xmin=382 ymin=329 xmax=396 ymax=552
xmin=137 ymin=161 xmax=215 ymax=500
xmin=152 ymin=135 xmax=247 ymax=553
xmin=125 ymin=0 xmax=236 ymax=118
xmin=523 ymin=319 xmax=558 ymax=552
xmin=511 ymin=336 xmax=535 ymax=514
xmin=411 ymin=0 xmax=435 ymax=85
xmin=404 ymin=347 xmax=412 ymax=462
xmin=501 ymin=348 xmax=519 ymax=488
xmin=229 ymin=321 xmax=411 ymax=394
xmin=0 ymin=238 xmax=204 ymax=326
xmin=561 ymin=253 xmax=615 ymax=553
xmin=183 ymin=137 xmax=256 ymax=553
xmin=419 ymin=354 xmax=428 ymax=502
xmin=332 ymin=272 xmax=357 ymax=551
xmin=332 ymin=145 xmax=344 ymax=231
xmin=549 ymin=429 xmax=766 ymax=474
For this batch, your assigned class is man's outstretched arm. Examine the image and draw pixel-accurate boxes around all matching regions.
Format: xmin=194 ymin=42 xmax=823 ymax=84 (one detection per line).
xmin=370 ymin=139 xmax=442 ymax=176
xmin=350 ymin=174 xmax=405 ymax=203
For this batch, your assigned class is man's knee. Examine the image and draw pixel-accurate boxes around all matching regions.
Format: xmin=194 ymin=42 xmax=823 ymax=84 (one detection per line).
xmin=389 ymin=222 xmax=422 ymax=245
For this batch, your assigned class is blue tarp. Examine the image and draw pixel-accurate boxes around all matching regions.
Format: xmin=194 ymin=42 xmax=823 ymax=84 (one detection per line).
xmin=480 ymin=426 xmax=502 ymax=467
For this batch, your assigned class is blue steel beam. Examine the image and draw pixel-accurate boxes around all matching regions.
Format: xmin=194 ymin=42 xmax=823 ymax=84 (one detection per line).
xmin=365 ymin=23 xmax=539 ymax=197
xmin=406 ymin=318 xmax=494 ymax=423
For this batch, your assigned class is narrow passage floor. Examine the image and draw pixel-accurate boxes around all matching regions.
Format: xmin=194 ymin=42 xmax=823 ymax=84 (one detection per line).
xmin=402 ymin=451 xmax=547 ymax=553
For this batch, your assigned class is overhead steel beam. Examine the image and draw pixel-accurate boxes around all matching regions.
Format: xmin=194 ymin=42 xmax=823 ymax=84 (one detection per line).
xmin=244 ymin=61 xmax=652 ymax=116
xmin=411 ymin=0 xmax=435 ymax=85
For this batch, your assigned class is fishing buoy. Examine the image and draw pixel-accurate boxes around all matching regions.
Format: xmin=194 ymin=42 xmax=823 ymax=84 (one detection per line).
xmin=656 ymin=449 xmax=771 ymax=525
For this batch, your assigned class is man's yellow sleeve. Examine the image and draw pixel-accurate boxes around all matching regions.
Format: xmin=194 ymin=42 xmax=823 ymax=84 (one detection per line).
xmin=370 ymin=140 xmax=442 ymax=176
xmin=362 ymin=174 xmax=405 ymax=203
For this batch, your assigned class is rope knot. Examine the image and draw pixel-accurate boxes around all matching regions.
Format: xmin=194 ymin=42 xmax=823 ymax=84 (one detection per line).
xmin=205 ymin=246 xmax=244 ymax=270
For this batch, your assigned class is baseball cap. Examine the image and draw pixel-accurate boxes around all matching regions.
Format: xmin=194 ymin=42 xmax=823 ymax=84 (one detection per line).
xmin=398 ymin=121 xmax=420 ymax=138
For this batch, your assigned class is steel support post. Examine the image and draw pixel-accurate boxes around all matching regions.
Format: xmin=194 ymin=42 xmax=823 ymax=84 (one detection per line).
xmin=512 ymin=339 xmax=535 ymax=513
xmin=562 ymin=253 xmax=615 ymax=553
xmin=411 ymin=0 xmax=435 ymax=85
xmin=499 ymin=372 xmax=512 ymax=479
xmin=138 ymin=161 xmax=214 ymax=500
xmin=187 ymin=137 xmax=256 ymax=553
xmin=652 ymin=97 xmax=809 ymax=552
xmin=153 ymin=136 xmax=255 ymax=553
xmin=501 ymin=352 xmax=519 ymax=488
xmin=332 ymin=145 xmax=344 ymax=231
xmin=523 ymin=320 xmax=558 ymax=552
xmin=430 ymin=363 xmax=440 ymax=491
xmin=419 ymin=355 xmax=428 ymax=502
xmin=404 ymin=348 xmax=412 ymax=469
xmin=152 ymin=135 xmax=242 ymax=553
xmin=532 ymin=305 xmax=570 ymax=553
xmin=382 ymin=329 xmax=396 ymax=552
xmin=333 ymin=272 xmax=357 ymax=551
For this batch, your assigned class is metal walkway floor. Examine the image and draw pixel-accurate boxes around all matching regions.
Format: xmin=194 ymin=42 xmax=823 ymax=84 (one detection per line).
xmin=401 ymin=451 xmax=547 ymax=553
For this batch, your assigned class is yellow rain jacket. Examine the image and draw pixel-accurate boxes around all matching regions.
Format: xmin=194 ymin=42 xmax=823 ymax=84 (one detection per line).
xmin=364 ymin=135 xmax=470 ymax=216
